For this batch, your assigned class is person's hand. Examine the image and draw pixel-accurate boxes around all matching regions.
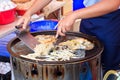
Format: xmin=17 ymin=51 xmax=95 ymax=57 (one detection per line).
xmin=56 ymin=12 xmax=76 ymax=37
xmin=16 ymin=12 xmax=31 ymax=29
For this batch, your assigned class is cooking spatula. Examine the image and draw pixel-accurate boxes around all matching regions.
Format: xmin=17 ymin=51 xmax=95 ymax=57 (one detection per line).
xmin=15 ymin=26 xmax=39 ymax=52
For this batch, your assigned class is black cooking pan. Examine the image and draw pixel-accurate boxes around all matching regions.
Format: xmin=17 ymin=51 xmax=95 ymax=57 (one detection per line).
xmin=7 ymin=30 xmax=104 ymax=64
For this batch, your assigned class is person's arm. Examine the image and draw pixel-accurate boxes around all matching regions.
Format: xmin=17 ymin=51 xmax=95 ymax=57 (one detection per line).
xmin=25 ymin=0 xmax=52 ymax=16
xmin=17 ymin=0 xmax=52 ymax=29
xmin=56 ymin=0 xmax=120 ymax=37
xmin=74 ymin=0 xmax=120 ymax=19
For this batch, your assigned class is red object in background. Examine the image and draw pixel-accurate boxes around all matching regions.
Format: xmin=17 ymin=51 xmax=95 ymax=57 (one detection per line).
xmin=16 ymin=9 xmax=26 ymax=16
xmin=0 ymin=8 xmax=16 ymax=25
xmin=16 ymin=9 xmax=41 ymax=16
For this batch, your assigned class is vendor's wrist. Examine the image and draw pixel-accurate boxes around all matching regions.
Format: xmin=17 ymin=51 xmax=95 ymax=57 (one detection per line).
xmin=25 ymin=10 xmax=32 ymax=16
xmin=71 ymin=12 xmax=79 ymax=21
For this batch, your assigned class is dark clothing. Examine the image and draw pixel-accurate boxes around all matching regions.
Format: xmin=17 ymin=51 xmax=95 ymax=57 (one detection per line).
xmin=80 ymin=9 xmax=120 ymax=71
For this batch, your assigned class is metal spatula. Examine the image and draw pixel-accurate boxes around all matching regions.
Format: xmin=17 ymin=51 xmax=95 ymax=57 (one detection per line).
xmin=15 ymin=26 xmax=40 ymax=52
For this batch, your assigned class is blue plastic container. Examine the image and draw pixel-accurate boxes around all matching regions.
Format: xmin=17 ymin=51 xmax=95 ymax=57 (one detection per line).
xmin=29 ymin=20 xmax=58 ymax=32
xmin=0 ymin=33 xmax=16 ymax=57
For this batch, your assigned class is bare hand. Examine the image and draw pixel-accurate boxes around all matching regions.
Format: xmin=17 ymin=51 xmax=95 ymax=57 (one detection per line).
xmin=16 ymin=13 xmax=31 ymax=29
xmin=56 ymin=12 xmax=76 ymax=37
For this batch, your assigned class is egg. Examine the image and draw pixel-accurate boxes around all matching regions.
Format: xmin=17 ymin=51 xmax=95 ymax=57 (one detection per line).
xmin=0 ymin=1 xmax=16 ymax=11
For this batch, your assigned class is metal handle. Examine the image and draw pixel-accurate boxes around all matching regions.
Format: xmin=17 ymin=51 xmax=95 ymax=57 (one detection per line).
xmin=103 ymin=70 xmax=119 ymax=80
xmin=15 ymin=25 xmax=30 ymax=37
